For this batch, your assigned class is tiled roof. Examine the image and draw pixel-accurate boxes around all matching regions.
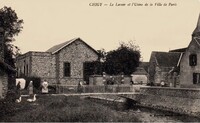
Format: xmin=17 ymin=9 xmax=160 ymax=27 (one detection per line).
xmin=139 ymin=62 xmax=149 ymax=73
xmin=46 ymin=38 xmax=78 ymax=54
xmin=153 ymin=52 xmax=182 ymax=67
xmin=132 ymin=67 xmax=148 ymax=75
xmin=169 ymin=48 xmax=187 ymax=53
xmin=46 ymin=37 xmax=98 ymax=54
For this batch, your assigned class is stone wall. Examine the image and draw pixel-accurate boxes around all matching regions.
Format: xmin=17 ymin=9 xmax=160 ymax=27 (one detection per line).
xmin=89 ymin=75 xmax=104 ymax=85
xmin=16 ymin=52 xmax=57 ymax=84
xmin=89 ymin=75 xmax=132 ymax=85
xmin=57 ymin=85 xmax=136 ymax=93
xmin=57 ymin=39 xmax=98 ymax=85
xmin=132 ymin=75 xmax=148 ymax=84
xmin=136 ymin=87 xmax=200 ymax=116
xmin=16 ymin=52 xmax=32 ymax=77
xmin=31 ymin=52 xmax=56 ymax=84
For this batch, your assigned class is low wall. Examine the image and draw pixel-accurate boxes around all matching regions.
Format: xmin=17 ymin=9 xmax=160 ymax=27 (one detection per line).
xmin=89 ymin=75 xmax=132 ymax=85
xmin=136 ymin=87 xmax=200 ymax=116
xmin=56 ymin=85 xmax=139 ymax=94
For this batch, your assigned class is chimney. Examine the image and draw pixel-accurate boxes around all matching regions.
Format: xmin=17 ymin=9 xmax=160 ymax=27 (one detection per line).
xmin=0 ymin=27 xmax=4 ymax=61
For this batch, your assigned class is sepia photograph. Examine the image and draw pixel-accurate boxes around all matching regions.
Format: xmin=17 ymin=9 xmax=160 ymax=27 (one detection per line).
xmin=0 ymin=0 xmax=200 ymax=122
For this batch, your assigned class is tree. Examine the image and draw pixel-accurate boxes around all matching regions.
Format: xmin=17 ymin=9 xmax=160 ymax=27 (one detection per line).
xmin=0 ymin=6 xmax=23 ymax=68
xmin=0 ymin=6 xmax=23 ymax=95
xmin=104 ymin=41 xmax=141 ymax=75
xmin=97 ymin=48 xmax=107 ymax=62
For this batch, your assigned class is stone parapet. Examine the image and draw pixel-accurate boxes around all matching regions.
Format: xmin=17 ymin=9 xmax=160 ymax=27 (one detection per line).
xmin=136 ymin=87 xmax=200 ymax=116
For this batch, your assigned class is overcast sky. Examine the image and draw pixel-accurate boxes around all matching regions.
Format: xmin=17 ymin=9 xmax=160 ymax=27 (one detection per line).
xmin=1 ymin=0 xmax=200 ymax=61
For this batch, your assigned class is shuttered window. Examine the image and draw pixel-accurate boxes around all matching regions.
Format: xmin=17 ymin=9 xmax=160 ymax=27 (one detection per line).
xmin=193 ymin=73 xmax=200 ymax=84
xmin=64 ymin=62 xmax=70 ymax=77
xmin=189 ymin=54 xmax=197 ymax=66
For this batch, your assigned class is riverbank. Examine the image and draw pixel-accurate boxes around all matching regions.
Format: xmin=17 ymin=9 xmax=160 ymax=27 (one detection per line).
xmin=0 ymin=95 xmax=140 ymax=122
xmin=87 ymin=94 xmax=200 ymax=122
xmin=1 ymin=94 xmax=199 ymax=122
xmin=135 ymin=87 xmax=200 ymax=117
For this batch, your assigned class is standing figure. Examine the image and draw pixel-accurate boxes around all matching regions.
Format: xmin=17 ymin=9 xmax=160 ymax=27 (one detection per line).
xmin=16 ymin=81 xmax=21 ymax=96
xmin=42 ymin=80 xmax=48 ymax=94
xmin=28 ymin=81 xmax=34 ymax=98
xmin=77 ymin=81 xmax=83 ymax=93
xmin=16 ymin=81 xmax=22 ymax=103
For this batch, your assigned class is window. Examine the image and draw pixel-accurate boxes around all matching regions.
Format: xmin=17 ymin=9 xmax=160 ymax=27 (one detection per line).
xmin=189 ymin=54 xmax=197 ymax=66
xmin=193 ymin=73 xmax=200 ymax=84
xmin=23 ymin=60 xmax=26 ymax=75
xmin=26 ymin=64 xmax=29 ymax=76
xmin=64 ymin=62 xmax=70 ymax=77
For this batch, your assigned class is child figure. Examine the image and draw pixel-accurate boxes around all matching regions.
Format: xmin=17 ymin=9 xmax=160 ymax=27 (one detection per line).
xmin=42 ymin=80 xmax=48 ymax=94
xmin=28 ymin=81 xmax=34 ymax=98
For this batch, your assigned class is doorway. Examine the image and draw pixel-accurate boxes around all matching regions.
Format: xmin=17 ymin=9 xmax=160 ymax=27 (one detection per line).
xmin=83 ymin=62 xmax=95 ymax=84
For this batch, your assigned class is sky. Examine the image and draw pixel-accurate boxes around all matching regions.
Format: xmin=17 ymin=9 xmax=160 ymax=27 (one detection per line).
xmin=0 ymin=0 xmax=200 ymax=61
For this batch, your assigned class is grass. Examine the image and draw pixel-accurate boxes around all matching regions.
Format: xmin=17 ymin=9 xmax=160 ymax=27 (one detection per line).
xmin=1 ymin=94 xmax=200 ymax=122
xmin=0 ymin=95 xmax=140 ymax=122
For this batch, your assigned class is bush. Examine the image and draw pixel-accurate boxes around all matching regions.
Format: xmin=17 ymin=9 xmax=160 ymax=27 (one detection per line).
xmin=5 ymin=89 xmax=17 ymax=102
xmin=48 ymin=86 xmax=56 ymax=94
xmin=0 ymin=99 xmax=16 ymax=120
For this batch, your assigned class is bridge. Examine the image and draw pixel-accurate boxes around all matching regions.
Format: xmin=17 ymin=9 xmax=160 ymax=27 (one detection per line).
xmin=51 ymin=92 xmax=140 ymax=103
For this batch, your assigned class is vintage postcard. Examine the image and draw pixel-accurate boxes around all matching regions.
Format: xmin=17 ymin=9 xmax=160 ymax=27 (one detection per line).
xmin=0 ymin=0 xmax=200 ymax=122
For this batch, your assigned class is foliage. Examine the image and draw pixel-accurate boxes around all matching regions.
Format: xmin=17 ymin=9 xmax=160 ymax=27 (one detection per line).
xmin=5 ymin=74 xmax=18 ymax=102
xmin=104 ymin=41 xmax=141 ymax=75
xmin=97 ymin=48 xmax=107 ymax=62
xmin=86 ymin=61 xmax=104 ymax=75
xmin=90 ymin=41 xmax=141 ymax=76
xmin=0 ymin=99 xmax=16 ymax=119
xmin=0 ymin=6 xmax=23 ymax=67
xmin=0 ymin=96 xmax=140 ymax=122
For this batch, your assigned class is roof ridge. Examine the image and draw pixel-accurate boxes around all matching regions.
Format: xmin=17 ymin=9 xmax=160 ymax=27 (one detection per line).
xmin=153 ymin=51 xmax=181 ymax=54
xmin=51 ymin=37 xmax=79 ymax=54
xmin=153 ymin=51 xmax=182 ymax=67
xmin=46 ymin=37 xmax=98 ymax=55
xmin=46 ymin=37 xmax=80 ymax=53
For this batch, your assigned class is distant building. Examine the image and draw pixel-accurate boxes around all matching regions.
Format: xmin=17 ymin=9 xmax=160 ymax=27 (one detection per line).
xmin=131 ymin=67 xmax=148 ymax=85
xmin=179 ymin=14 xmax=200 ymax=88
xmin=148 ymin=51 xmax=182 ymax=86
xmin=16 ymin=38 xmax=99 ymax=85
xmin=148 ymin=13 xmax=200 ymax=88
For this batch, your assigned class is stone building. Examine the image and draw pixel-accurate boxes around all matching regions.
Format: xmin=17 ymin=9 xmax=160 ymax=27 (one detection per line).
xmin=131 ymin=62 xmax=149 ymax=85
xmin=148 ymin=51 xmax=183 ymax=86
xmin=179 ymin=14 xmax=200 ymax=88
xmin=148 ymin=13 xmax=200 ymax=88
xmin=16 ymin=38 xmax=99 ymax=85
xmin=131 ymin=67 xmax=148 ymax=85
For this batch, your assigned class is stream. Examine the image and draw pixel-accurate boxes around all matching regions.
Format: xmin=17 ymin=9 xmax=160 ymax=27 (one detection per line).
xmin=86 ymin=96 xmax=200 ymax=122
